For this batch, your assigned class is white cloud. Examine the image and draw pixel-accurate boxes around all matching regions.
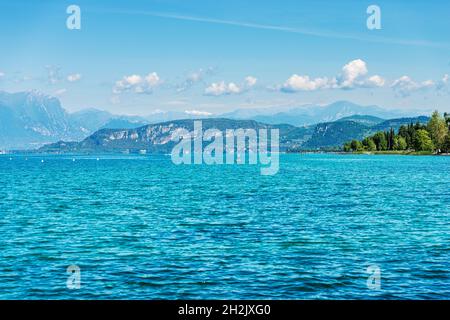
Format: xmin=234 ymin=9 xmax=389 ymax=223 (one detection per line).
xmin=113 ymin=72 xmax=162 ymax=94
xmin=421 ymin=79 xmax=435 ymax=88
xmin=204 ymin=76 xmax=257 ymax=96
xmin=67 ymin=73 xmax=82 ymax=82
xmin=338 ymin=59 xmax=368 ymax=88
xmin=391 ymin=76 xmax=418 ymax=96
xmin=365 ymin=75 xmax=385 ymax=87
xmin=279 ymin=59 xmax=386 ymax=93
xmin=245 ymin=76 xmax=258 ymax=87
xmin=437 ymin=74 xmax=449 ymax=92
xmin=0 ymin=72 xmax=5 ymax=78
xmin=53 ymin=88 xmax=67 ymax=96
xmin=177 ymin=67 xmax=216 ymax=92
xmin=282 ymin=74 xmax=330 ymax=92
xmin=145 ymin=72 xmax=160 ymax=86
xmin=227 ymin=82 xmax=241 ymax=93
xmin=204 ymin=81 xmax=242 ymax=96
xmin=184 ymin=110 xmax=213 ymax=116
xmin=391 ymin=76 xmax=435 ymax=97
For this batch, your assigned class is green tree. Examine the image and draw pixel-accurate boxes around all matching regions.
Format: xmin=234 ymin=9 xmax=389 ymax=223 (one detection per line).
xmin=350 ymin=139 xmax=364 ymax=151
xmin=414 ymin=129 xmax=434 ymax=152
xmin=407 ymin=122 xmax=416 ymax=149
xmin=372 ymin=132 xmax=387 ymax=151
xmin=443 ymin=134 xmax=450 ymax=153
xmin=362 ymin=137 xmax=377 ymax=151
xmin=398 ymin=124 xmax=412 ymax=149
xmin=387 ymin=128 xmax=395 ymax=150
xmin=367 ymin=138 xmax=377 ymax=151
xmin=444 ymin=112 xmax=450 ymax=128
xmin=393 ymin=136 xmax=407 ymax=150
xmin=343 ymin=142 xmax=352 ymax=152
xmin=427 ymin=111 xmax=448 ymax=151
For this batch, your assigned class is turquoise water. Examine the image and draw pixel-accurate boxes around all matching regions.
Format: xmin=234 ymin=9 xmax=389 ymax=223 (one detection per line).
xmin=0 ymin=154 xmax=449 ymax=299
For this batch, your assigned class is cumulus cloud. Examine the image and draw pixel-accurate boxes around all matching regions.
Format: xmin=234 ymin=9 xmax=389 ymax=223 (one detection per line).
xmin=279 ymin=59 xmax=385 ymax=92
xmin=177 ymin=67 xmax=216 ymax=92
xmin=205 ymin=81 xmax=241 ymax=96
xmin=365 ymin=75 xmax=385 ymax=87
xmin=44 ymin=66 xmax=83 ymax=84
xmin=0 ymin=71 xmax=5 ymax=78
xmin=113 ymin=72 xmax=162 ymax=94
xmin=338 ymin=59 xmax=368 ymax=88
xmin=67 ymin=73 xmax=82 ymax=82
xmin=204 ymin=76 xmax=257 ymax=96
xmin=245 ymin=76 xmax=258 ymax=87
xmin=436 ymin=74 xmax=449 ymax=92
xmin=391 ymin=76 xmax=435 ymax=97
xmin=282 ymin=75 xmax=330 ymax=92
xmin=184 ymin=110 xmax=213 ymax=116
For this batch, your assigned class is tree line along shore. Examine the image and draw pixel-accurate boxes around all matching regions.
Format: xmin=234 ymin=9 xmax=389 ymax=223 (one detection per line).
xmin=344 ymin=111 xmax=450 ymax=155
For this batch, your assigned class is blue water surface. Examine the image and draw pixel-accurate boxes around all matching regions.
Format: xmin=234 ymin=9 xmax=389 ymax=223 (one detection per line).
xmin=0 ymin=154 xmax=449 ymax=299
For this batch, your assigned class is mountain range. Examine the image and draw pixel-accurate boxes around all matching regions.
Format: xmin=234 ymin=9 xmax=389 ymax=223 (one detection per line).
xmin=36 ymin=115 xmax=429 ymax=154
xmin=0 ymin=90 xmax=430 ymax=151
xmin=221 ymin=101 xmax=424 ymax=127
xmin=0 ymin=91 xmax=149 ymax=149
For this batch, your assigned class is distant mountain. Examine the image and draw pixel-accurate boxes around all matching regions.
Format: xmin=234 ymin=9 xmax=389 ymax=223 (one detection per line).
xmin=0 ymin=91 xmax=85 ymax=149
xmin=0 ymin=90 xmax=431 ymax=151
xmin=335 ymin=115 xmax=386 ymax=126
xmin=369 ymin=116 xmax=430 ymax=133
xmin=146 ymin=111 xmax=213 ymax=123
xmin=38 ymin=119 xmax=304 ymax=154
xmin=222 ymin=101 xmax=419 ymax=126
xmin=70 ymin=109 xmax=149 ymax=131
xmin=303 ymin=121 xmax=369 ymax=149
xmin=99 ymin=118 xmax=149 ymax=130
xmin=36 ymin=116 xmax=429 ymax=153
xmin=68 ymin=108 xmax=113 ymax=133
xmin=303 ymin=116 xmax=429 ymax=150
xmin=0 ymin=91 xmax=149 ymax=150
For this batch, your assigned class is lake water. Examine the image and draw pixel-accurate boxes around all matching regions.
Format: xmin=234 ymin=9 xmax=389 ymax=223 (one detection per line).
xmin=0 ymin=154 xmax=449 ymax=299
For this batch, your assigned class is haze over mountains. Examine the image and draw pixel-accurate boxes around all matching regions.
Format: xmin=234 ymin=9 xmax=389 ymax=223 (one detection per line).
xmin=0 ymin=91 xmax=149 ymax=149
xmin=221 ymin=101 xmax=421 ymax=127
xmin=37 ymin=115 xmax=430 ymax=154
xmin=0 ymin=90 xmax=429 ymax=150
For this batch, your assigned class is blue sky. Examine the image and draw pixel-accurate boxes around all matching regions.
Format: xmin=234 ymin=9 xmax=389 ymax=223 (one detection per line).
xmin=0 ymin=0 xmax=449 ymax=115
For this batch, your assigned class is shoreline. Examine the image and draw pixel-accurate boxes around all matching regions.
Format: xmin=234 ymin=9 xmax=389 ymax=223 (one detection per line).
xmin=348 ymin=151 xmax=449 ymax=156
xmin=2 ymin=150 xmax=449 ymax=157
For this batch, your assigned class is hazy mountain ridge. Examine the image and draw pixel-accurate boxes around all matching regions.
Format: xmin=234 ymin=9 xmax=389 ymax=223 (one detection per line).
xmin=36 ymin=115 xmax=429 ymax=154
xmin=222 ymin=101 xmax=420 ymax=127
xmin=0 ymin=90 xmax=430 ymax=151
xmin=0 ymin=91 xmax=149 ymax=149
xmin=0 ymin=91 xmax=84 ymax=149
xmin=303 ymin=116 xmax=430 ymax=149
xmin=39 ymin=118 xmax=307 ymax=153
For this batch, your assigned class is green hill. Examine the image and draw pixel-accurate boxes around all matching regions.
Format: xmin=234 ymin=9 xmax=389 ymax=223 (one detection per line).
xmin=35 ymin=116 xmax=430 ymax=153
